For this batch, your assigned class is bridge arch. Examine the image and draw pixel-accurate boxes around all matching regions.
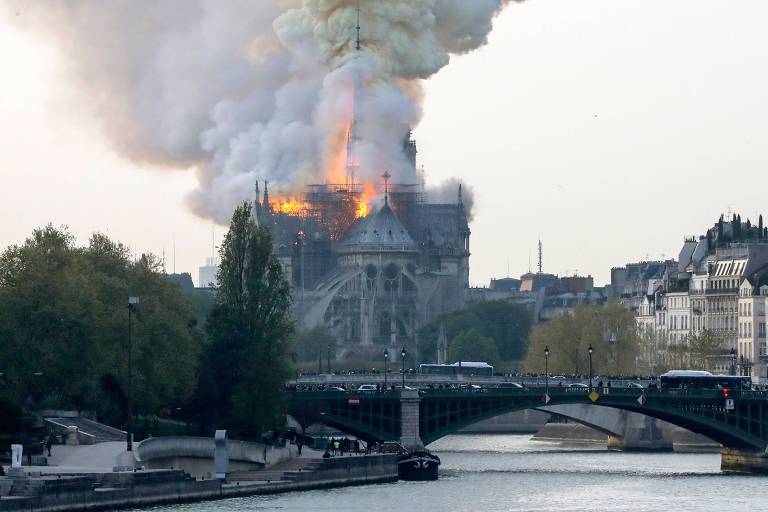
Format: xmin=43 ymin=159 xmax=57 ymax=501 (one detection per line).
xmin=288 ymin=388 xmax=768 ymax=452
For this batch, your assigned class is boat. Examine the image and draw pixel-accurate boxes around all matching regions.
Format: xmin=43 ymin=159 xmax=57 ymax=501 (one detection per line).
xmin=397 ymin=449 xmax=440 ymax=480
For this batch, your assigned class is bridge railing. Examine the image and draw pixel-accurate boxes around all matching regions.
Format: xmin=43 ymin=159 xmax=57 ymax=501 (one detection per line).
xmin=287 ymin=386 xmax=765 ymax=401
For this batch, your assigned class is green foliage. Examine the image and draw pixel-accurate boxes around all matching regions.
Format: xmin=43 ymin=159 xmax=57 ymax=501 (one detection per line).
xmin=291 ymin=325 xmax=335 ymax=363
xmin=0 ymin=225 xmax=202 ymax=426
xmin=418 ymin=301 xmax=532 ymax=362
xmin=523 ymin=302 xmax=641 ymax=376
xmin=685 ymin=330 xmax=721 ymax=370
xmin=193 ymin=203 xmax=293 ymax=437
xmin=448 ymin=329 xmax=499 ymax=368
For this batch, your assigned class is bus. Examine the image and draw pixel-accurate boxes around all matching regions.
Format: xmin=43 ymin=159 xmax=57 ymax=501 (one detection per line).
xmin=418 ymin=362 xmax=494 ymax=377
xmin=659 ymin=370 xmax=751 ymax=391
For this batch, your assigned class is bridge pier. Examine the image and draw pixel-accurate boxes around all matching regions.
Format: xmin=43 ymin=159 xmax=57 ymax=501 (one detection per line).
xmin=607 ymin=413 xmax=673 ymax=452
xmin=721 ymin=448 xmax=768 ymax=474
xmin=399 ymin=389 xmax=424 ymax=451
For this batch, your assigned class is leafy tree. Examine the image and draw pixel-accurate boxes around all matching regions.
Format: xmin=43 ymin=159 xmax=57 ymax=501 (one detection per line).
xmin=448 ymin=329 xmax=499 ymax=368
xmin=418 ymin=301 xmax=532 ymax=362
xmin=0 ymin=225 xmax=202 ymax=427
xmin=193 ymin=203 xmax=293 ymax=437
xmin=524 ymin=302 xmax=640 ymax=376
xmin=685 ymin=330 xmax=721 ymax=370
xmin=291 ymin=325 xmax=335 ymax=363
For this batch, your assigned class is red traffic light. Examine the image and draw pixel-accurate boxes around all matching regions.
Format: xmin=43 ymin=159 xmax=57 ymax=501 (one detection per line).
xmin=723 ymin=388 xmax=730 ymax=398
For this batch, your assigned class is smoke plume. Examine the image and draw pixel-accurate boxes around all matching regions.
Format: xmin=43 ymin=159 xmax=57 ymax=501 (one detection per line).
xmin=7 ymin=0 xmax=518 ymax=222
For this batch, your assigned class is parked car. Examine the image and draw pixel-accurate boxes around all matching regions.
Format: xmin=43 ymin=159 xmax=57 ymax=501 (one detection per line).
xmin=327 ymin=386 xmax=346 ymax=392
xmin=357 ymin=384 xmax=378 ymax=392
xmin=566 ymin=383 xmax=589 ymax=392
xmin=626 ymin=382 xmax=644 ymax=389
xmin=496 ymin=382 xmax=524 ymax=389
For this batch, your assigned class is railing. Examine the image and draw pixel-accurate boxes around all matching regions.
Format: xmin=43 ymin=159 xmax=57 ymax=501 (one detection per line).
xmin=288 ymin=386 xmax=766 ymax=401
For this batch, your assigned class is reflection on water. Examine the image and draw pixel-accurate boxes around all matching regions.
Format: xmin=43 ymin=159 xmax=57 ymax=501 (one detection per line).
xmin=137 ymin=435 xmax=765 ymax=512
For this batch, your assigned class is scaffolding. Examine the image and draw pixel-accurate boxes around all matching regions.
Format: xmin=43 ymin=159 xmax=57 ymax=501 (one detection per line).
xmin=304 ymin=183 xmax=366 ymax=241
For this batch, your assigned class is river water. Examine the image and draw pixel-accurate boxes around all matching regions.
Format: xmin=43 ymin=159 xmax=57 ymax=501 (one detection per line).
xmin=141 ymin=435 xmax=766 ymax=512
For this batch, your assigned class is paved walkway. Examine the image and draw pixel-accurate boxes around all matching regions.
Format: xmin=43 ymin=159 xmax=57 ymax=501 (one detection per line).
xmin=12 ymin=441 xmax=126 ymax=474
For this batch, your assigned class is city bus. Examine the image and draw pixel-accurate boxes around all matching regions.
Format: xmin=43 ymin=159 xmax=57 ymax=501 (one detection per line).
xmin=659 ymin=370 xmax=751 ymax=391
xmin=418 ymin=362 xmax=494 ymax=377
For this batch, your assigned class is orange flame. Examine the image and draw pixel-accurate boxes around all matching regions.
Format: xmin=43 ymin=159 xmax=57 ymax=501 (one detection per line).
xmin=356 ymin=201 xmax=368 ymax=218
xmin=356 ymin=181 xmax=375 ymax=219
xmin=270 ymin=196 xmax=306 ymax=216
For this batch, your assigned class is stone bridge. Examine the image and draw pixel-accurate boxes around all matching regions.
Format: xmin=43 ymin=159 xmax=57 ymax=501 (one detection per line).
xmin=287 ymin=386 xmax=768 ymax=473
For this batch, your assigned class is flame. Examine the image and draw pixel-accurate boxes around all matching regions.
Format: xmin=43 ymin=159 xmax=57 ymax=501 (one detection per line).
xmin=270 ymin=196 xmax=306 ymax=216
xmin=356 ymin=181 xmax=375 ymax=219
xmin=356 ymin=201 xmax=368 ymax=218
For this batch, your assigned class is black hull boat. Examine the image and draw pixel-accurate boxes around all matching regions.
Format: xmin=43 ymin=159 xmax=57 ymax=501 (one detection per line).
xmin=397 ymin=450 xmax=441 ymax=481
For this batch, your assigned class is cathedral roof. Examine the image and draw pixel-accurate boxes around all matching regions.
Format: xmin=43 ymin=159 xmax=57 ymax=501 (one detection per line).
xmin=338 ymin=201 xmax=416 ymax=253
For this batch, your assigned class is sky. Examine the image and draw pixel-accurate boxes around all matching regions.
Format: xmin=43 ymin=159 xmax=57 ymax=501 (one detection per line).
xmin=2 ymin=1 xmax=768 ymax=287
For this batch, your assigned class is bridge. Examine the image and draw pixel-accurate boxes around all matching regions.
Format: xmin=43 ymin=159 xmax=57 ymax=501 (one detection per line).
xmin=287 ymin=386 xmax=768 ymax=473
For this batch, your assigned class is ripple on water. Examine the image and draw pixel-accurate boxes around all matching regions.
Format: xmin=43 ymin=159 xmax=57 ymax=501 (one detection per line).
xmin=133 ymin=435 xmax=764 ymax=512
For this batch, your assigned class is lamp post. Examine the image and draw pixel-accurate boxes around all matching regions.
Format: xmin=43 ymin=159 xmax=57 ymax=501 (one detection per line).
xmin=544 ymin=346 xmax=550 ymax=394
xmin=327 ymin=343 xmax=331 ymax=374
xmin=401 ymin=347 xmax=407 ymax=389
xmin=127 ymin=296 xmax=139 ymax=452
xmin=588 ymin=343 xmax=594 ymax=391
xmin=730 ymin=348 xmax=736 ymax=376
xmin=383 ymin=348 xmax=389 ymax=388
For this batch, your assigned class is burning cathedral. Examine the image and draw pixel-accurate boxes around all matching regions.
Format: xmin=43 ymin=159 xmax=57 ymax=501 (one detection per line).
xmin=253 ymin=133 xmax=470 ymax=355
xmin=246 ymin=4 xmax=476 ymax=357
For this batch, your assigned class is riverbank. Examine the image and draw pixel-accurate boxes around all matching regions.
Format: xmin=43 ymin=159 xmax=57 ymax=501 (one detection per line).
xmin=0 ymin=455 xmax=398 ymax=512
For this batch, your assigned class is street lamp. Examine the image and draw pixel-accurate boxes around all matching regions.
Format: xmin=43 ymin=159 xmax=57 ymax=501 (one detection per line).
xmin=588 ymin=343 xmax=594 ymax=391
xmin=127 ymin=296 xmax=139 ymax=452
xmin=544 ymin=346 xmax=550 ymax=394
xmin=730 ymin=348 xmax=736 ymax=376
xmin=383 ymin=348 xmax=389 ymax=388
xmin=401 ymin=347 xmax=407 ymax=389
xmin=327 ymin=343 xmax=331 ymax=374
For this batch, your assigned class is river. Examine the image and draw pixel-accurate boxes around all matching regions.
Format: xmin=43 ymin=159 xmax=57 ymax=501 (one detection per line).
xmin=139 ymin=435 xmax=766 ymax=512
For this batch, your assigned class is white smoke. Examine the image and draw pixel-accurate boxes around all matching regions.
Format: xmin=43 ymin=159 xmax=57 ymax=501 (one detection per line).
xmin=7 ymin=0 xmax=518 ymax=222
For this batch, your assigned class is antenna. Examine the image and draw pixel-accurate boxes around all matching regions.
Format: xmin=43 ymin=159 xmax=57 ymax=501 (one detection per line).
xmin=537 ymin=239 xmax=543 ymax=274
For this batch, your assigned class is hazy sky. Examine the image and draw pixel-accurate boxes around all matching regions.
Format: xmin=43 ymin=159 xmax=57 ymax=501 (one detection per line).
xmin=2 ymin=1 xmax=767 ymax=286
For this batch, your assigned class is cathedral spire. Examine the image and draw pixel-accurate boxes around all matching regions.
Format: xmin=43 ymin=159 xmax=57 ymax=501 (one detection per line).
xmin=345 ymin=1 xmax=362 ymax=187
xmin=263 ymin=180 xmax=271 ymax=214
xmin=355 ymin=0 xmax=361 ymax=51
xmin=253 ymin=179 xmax=262 ymax=222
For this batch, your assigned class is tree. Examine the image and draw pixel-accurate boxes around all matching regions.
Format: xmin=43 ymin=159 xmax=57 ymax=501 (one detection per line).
xmin=193 ymin=203 xmax=293 ymax=437
xmin=0 ymin=225 xmax=202 ymax=426
xmin=291 ymin=325 xmax=335 ymax=363
xmin=524 ymin=302 xmax=641 ymax=376
xmin=685 ymin=330 xmax=720 ymax=370
xmin=448 ymin=330 xmax=499 ymax=368
xmin=418 ymin=301 xmax=532 ymax=362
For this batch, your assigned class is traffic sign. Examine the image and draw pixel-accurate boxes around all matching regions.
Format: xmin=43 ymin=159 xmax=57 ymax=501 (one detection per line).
xmin=588 ymin=390 xmax=600 ymax=402
xmin=637 ymin=395 xmax=647 ymax=406
xmin=725 ymin=398 xmax=734 ymax=410
xmin=542 ymin=393 xmax=551 ymax=404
